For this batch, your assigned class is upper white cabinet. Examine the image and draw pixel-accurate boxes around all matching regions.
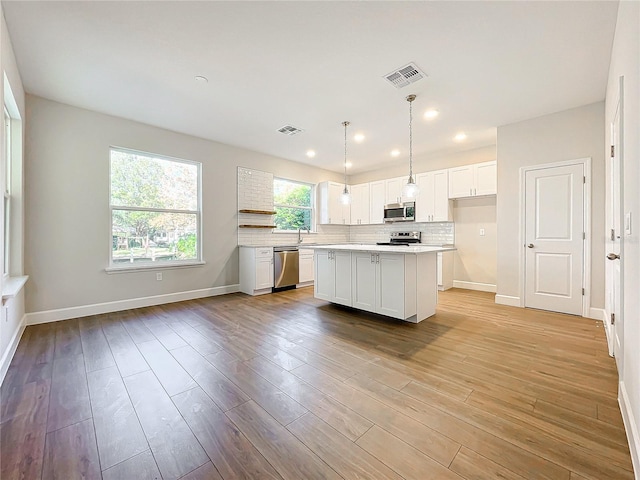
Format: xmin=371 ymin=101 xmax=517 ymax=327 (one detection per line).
xmin=318 ymin=181 xmax=351 ymax=225
xmin=415 ymin=169 xmax=451 ymax=222
xmin=385 ymin=177 xmax=404 ymax=204
xmin=350 ymin=183 xmax=370 ymax=225
xmin=369 ymin=181 xmax=386 ymax=225
xmin=448 ymin=161 xmax=497 ymax=199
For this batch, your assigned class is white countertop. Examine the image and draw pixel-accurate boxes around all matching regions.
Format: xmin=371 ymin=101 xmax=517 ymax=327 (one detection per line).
xmin=305 ymin=244 xmax=456 ymax=254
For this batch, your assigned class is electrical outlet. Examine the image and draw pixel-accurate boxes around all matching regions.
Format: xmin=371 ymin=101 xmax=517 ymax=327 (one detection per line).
xmin=480 ymin=228 xmax=485 ymax=236
xmin=156 ymin=272 xmax=163 ymax=281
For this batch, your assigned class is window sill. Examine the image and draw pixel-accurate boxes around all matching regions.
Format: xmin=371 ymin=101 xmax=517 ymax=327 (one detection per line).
xmin=2 ymin=275 xmax=28 ymax=305
xmin=105 ymin=261 xmax=206 ymax=274
xmin=272 ymin=230 xmax=317 ymax=234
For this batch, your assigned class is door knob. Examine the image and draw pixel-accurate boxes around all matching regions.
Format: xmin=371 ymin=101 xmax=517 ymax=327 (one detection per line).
xmin=607 ymin=253 xmax=620 ymax=260
xmin=527 ymin=244 xmax=534 ymax=248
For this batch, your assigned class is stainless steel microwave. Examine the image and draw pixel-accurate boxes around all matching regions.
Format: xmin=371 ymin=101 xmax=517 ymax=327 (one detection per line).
xmin=383 ymin=202 xmax=415 ymax=222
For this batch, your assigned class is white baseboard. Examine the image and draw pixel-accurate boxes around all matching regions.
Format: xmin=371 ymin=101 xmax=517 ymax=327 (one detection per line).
xmin=495 ymin=294 xmax=522 ymax=307
xmin=619 ymin=381 xmax=640 ymax=480
xmin=25 ymin=284 xmax=240 ymax=325
xmin=452 ymin=280 xmax=496 ymax=293
xmin=589 ymin=307 xmax=606 ymax=321
xmin=0 ymin=314 xmax=27 ymax=385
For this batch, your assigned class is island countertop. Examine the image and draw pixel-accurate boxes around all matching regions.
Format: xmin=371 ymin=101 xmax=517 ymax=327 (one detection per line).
xmin=303 ymin=243 xmax=456 ymax=254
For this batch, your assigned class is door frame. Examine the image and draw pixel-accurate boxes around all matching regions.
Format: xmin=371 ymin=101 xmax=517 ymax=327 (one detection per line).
xmin=518 ymin=157 xmax=591 ymax=317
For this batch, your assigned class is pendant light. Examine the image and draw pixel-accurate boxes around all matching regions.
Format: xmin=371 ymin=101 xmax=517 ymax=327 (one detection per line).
xmin=339 ymin=121 xmax=352 ymax=205
xmin=402 ymin=94 xmax=420 ymax=199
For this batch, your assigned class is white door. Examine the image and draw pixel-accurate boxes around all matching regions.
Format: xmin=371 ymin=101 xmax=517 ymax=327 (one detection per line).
xmin=314 ymin=250 xmax=332 ymax=301
xmin=415 ymin=172 xmax=432 ymax=222
xmin=352 ymin=252 xmax=376 ymax=312
xmin=432 ymin=170 xmax=450 ymax=221
xmin=524 ymin=164 xmax=584 ymax=315
xmin=608 ymin=91 xmax=623 ymax=368
xmin=369 ymin=181 xmax=386 ymax=224
xmin=475 ymin=161 xmax=497 ymax=196
xmin=256 ymin=257 xmax=274 ymax=290
xmin=448 ymin=165 xmax=474 ymax=198
xmin=376 ymin=254 xmax=405 ymax=318
xmin=332 ymin=251 xmax=352 ymax=306
xmin=386 ymin=177 xmax=403 ymax=204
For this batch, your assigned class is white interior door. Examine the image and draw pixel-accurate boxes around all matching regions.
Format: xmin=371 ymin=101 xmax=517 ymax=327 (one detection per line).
xmin=608 ymin=92 xmax=623 ymax=369
xmin=525 ymin=164 xmax=584 ymax=315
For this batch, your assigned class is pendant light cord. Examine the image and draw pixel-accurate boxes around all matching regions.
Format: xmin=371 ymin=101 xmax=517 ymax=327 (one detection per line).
xmin=342 ymin=121 xmax=349 ymax=191
xmin=408 ymin=95 xmax=414 ymax=181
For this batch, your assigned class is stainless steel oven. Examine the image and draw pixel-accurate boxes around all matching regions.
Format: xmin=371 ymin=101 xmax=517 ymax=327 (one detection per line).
xmin=384 ymin=202 xmax=415 ymax=222
xmin=273 ymin=246 xmax=299 ymax=290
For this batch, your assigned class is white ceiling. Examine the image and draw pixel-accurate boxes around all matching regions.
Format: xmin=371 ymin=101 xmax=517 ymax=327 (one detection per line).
xmin=3 ymin=1 xmax=618 ymax=174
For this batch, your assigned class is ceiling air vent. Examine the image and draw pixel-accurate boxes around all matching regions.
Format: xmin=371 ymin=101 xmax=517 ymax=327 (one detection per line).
xmin=383 ymin=63 xmax=426 ymax=89
xmin=277 ymin=125 xmax=304 ymax=136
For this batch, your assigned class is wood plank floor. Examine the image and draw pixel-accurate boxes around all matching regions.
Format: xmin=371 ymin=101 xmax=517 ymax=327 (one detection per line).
xmin=0 ymin=287 xmax=633 ymax=480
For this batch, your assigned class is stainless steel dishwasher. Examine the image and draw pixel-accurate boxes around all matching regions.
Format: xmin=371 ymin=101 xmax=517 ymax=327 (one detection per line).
xmin=273 ymin=246 xmax=299 ymax=290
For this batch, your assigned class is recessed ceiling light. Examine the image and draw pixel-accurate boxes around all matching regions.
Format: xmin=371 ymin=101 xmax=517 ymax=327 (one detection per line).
xmin=391 ymin=149 xmax=401 ymax=157
xmin=353 ymin=133 xmax=365 ymax=143
xmin=345 ymin=161 xmax=353 ymax=168
xmin=306 ymin=150 xmax=316 ymax=158
xmin=194 ymin=75 xmax=208 ymax=83
xmin=424 ymin=109 xmax=439 ymax=119
xmin=454 ymin=132 xmax=467 ymax=141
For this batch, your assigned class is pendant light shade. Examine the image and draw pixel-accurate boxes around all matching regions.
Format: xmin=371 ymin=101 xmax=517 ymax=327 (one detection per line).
xmin=402 ymin=94 xmax=420 ymax=199
xmin=340 ymin=121 xmax=351 ymax=205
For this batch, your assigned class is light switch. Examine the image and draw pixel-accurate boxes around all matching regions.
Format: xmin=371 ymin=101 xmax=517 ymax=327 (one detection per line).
xmin=480 ymin=228 xmax=485 ymax=236
xmin=625 ymin=212 xmax=632 ymax=235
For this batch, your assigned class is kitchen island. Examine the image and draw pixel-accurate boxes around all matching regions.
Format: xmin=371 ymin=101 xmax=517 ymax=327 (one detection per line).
xmin=308 ymin=244 xmax=455 ymax=323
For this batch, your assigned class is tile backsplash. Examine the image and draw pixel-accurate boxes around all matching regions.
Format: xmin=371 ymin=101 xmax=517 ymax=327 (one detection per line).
xmin=237 ymin=166 xmax=454 ymax=246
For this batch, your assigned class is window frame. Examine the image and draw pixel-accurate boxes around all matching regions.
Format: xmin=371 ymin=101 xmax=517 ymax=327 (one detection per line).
xmin=273 ymin=177 xmax=315 ymax=233
xmin=3 ymin=106 xmax=11 ymax=278
xmin=107 ymin=146 xmax=203 ymax=272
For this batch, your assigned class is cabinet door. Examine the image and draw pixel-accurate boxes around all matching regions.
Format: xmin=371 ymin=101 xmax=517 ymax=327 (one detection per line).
xmin=376 ymin=254 xmax=405 ymax=318
xmin=369 ymin=181 xmax=386 ymax=224
xmin=328 ymin=182 xmax=345 ymax=224
xmin=351 ymin=252 xmax=377 ymax=312
xmin=474 ymin=161 xmax=497 ymax=196
xmin=256 ymin=257 xmax=274 ymax=290
xmin=350 ymin=183 xmax=370 ymax=225
xmin=314 ymin=250 xmax=333 ymax=301
xmin=415 ymin=172 xmax=434 ymax=222
xmin=332 ymin=251 xmax=352 ymax=306
xmin=385 ymin=177 xmax=404 ymax=204
xmin=298 ymin=253 xmax=314 ymax=283
xmin=432 ymin=169 xmax=451 ymax=221
xmin=448 ymin=165 xmax=474 ymax=198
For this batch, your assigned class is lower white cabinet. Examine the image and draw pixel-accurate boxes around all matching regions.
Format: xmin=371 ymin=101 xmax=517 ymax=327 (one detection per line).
xmin=240 ymin=247 xmax=274 ymax=295
xmin=437 ymin=251 xmax=454 ymax=291
xmin=314 ymin=250 xmax=352 ymax=306
xmin=298 ymin=248 xmax=314 ymax=284
xmin=352 ymin=252 xmax=406 ymax=318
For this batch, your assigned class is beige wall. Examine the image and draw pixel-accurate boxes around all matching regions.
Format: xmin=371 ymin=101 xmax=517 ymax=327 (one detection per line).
xmin=605 ymin=0 xmax=640 ymax=472
xmin=24 ymin=95 xmax=343 ymax=314
xmin=452 ymin=196 xmax=497 ymax=287
xmin=1 ymin=5 xmax=27 ymax=377
xmin=496 ymin=102 xmax=606 ymax=308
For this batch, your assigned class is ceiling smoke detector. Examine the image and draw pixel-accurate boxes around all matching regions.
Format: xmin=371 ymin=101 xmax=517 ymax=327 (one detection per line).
xmin=277 ymin=125 xmax=304 ymax=136
xmin=383 ymin=63 xmax=426 ymax=89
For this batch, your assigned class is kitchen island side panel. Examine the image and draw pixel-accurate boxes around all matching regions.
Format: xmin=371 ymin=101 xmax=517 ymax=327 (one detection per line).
xmin=416 ymin=253 xmax=438 ymax=322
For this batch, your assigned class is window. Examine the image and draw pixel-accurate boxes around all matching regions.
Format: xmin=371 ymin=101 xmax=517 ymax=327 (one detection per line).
xmin=110 ymin=148 xmax=201 ymax=268
xmin=273 ymin=178 xmax=313 ymax=231
xmin=3 ymin=106 xmax=11 ymax=276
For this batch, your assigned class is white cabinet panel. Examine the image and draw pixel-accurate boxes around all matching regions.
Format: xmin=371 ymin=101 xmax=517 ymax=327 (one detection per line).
xmin=369 ymin=181 xmax=386 ymax=225
xmin=318 ymin=181 xmax=351 ymax=225
xmin=437 ymin=251 xmax=454 ymax=291
xmin=314 ymin=250 xmax=352 ymax=306
xmin=240 ymin=247 xmax=274 ymax=295
xmin=376 ymin=254 xmax=405 ymax=318
xmin=385 ymin=177 xmax=404 ymax=204
xmin=350 ymin=183 xmax=370 ymax=225
xmin=333 ymin=251 xmax=352 ymax=306
xmin=351 ymin=252 xmax=377 ymax=312
xmin=448 ymin=161 xmax=496 ymax=199
xmin=416 ymin=169 xmax=451 ymax=222
xmin=314 ymin=250 xmax=332 ymax=301
xmin=298 ymin=249 xmax=314 ymax=284
xmin=256 ymin=257 xmax=274 ymax=290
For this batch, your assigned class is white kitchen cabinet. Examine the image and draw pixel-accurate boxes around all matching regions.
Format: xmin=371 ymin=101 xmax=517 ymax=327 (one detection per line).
xmin=350 ymin=183 xmax=370 ymax=225
xmin=415 ymin=169 xmax=451 ymax=222
xmin=385 ymin=177 xmax=404 ymax=204
xmin=314 ymin=249 xmax=352 ymax=306
xmin=351 ymin=252 xmax=408 ymax=318
xmin=298 ymin=248 xmax=314 ymax=285
xmin=437 ymin=251 xmax=454 ymax=291
xmin=448 ymin=161 xmax=497 ymax=199
xmin=317 ymin=181 xmax=351 ymax=225
xmin=239 ymin=247 xmax=274 ymax=295
xmin=369 ymin=180 xmax=386 ymax=224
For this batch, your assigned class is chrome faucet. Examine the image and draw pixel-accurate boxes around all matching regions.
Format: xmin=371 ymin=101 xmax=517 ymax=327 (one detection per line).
xmin=298 ymin=226 xmax=310 ymax=244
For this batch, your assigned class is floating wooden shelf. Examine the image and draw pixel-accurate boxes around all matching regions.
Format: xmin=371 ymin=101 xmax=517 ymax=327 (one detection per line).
xmin=239 ymin=209 xmax=276 ymax=215
xmin=238 ymin=225 xmax=276 ymax=229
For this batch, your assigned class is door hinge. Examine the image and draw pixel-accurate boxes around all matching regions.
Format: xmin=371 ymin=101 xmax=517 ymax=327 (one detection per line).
xmin=582 ymin=288 xmax=585 ymax=296
xmin=611 ymin=229 xmax=615 ymax=241
xmin=583 ymin=232 xmax=586 ymax=240
xmin=611 ymin=145 xmax=615 ymax=158
xmin=583 ymin=176 xmax=586 ymax=184
xmin=611 ymin=313 xmax=615 ymax=325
